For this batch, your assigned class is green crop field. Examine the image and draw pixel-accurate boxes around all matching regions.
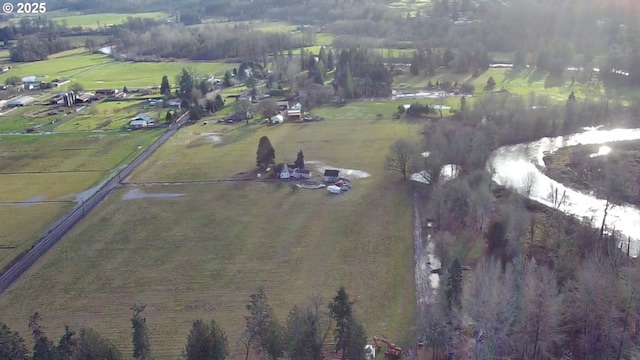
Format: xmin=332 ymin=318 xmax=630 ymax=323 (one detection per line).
xmin=52 ymin=12 xmax=168 ymax=28
xmin=0 ymin=102 xmax=420 ymax=357
xmin=0 ymin=49 xmax=238 ymax=89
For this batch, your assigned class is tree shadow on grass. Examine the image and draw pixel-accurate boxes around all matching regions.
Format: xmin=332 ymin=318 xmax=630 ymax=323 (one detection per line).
xmin=544 ymin=75 xmax=565 ymax=89
xmin=527 ymin=70 xmax=547 ymax=85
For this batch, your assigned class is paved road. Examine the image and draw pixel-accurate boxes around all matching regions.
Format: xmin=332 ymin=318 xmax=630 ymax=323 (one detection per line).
xmin=0 ymin=112 xmax=190 ymax=295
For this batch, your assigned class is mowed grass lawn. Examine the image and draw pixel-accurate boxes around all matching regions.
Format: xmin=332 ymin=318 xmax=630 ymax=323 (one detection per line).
xmin=132 ymin=101 xmax=422 ymax=182
xmin=0 ymin=103 xmax=420 ymax=357
xmin=0 ymin=49 xmax=238 ymax=88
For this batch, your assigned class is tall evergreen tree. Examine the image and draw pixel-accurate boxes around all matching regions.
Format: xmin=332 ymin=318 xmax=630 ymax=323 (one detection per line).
xmin=300 ymin=49 xmax=307 ymax=71
xmin=177 ymin=68 xmax=195 ymax=98
xmin=75 ymin=328 xmax=122 ymax=360
xmin=344 ymin=316 xmax=366 ymax=360
xmin=55 ymin=326 xmax=77 ymax=360
xmin=445 ymin=258 xmax=463 ymax=310
xmin=215 ymin=94 xmax=225 ymax=109
xmin=295 ymin=150 xmax=305 ymax=169
xmin=184 ymin=320 xmax=228 ymax=360
xmin=131 ymin=304 xmax=153 ymax=360
xmin=29 ymin=312 xmax=54 ymax=360
xmin=223 ymin=71 xmax=232 ymax=87
xmin=319 ymin=47 xmax=327 ymax=65
xmin=256 ymin=136 xmax=276 ymax=168
xmin=200 ymin=79 xmax=209 ymax=96
xmin=327 ymin=49 xmax=335 ymax=71
xmin=410 ymin=53 xmax=420 ymax=76
xmin=0 ymin=322 xmax=28 ymax=360
xmin=342 ymin=67 xmax=354 ymax=99
xmin=160 ymin=75 xmax=171 ymax=95
xmin=329 ymin=287 xmax=353 ymax=359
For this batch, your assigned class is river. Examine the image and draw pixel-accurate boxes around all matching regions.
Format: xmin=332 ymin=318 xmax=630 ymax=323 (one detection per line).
xmin=489 ymin=127 xmax=640 ymax=256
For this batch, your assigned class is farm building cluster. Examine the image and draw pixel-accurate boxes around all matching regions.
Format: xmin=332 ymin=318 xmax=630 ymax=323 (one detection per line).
xmin=269 ymin=165 xmax=353 ymax=194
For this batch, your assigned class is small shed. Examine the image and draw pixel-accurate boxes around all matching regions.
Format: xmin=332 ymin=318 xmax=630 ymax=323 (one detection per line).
xmin=129 ymin=120 xmax=148 ymax=129
xmin=276 ymin=101 xmax=289 ymax=110
xmin=296 ymin=169 xmax=311 ymax=179
xmin=7 ymin=96 xmax=35 ymax=107
xmin=323 ymin=169 xmax=340 ymax=183
xmin=167 ymin=99 xmax=182 ymax=108
xmin=279 ymin=164 xmax=291 ymax=179
xmin=287 ymin=109 xmax=301 ymax=121
xmin=271 ymin=114 xmax=284 ymax=124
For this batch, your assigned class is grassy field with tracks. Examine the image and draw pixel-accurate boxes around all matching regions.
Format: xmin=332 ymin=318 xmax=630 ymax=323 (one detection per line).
xmin=0 ymin=130 xmax=162 ymax=268
xmin=0 ymin=104 xmax=420 ymax=358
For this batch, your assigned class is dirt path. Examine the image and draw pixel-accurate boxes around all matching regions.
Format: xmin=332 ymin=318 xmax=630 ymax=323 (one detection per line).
xmin=0 ymin=113 xmax=190 ymax=294
xmin=413 ymin=189 xmax=435 ymax=321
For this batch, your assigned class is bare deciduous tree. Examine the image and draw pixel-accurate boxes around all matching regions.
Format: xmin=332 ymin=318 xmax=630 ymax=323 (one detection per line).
xmin=563 ymin=255 xmax=619 ymax=360
xmin=384 ymin=139 xmax=416 ymax=180
xmin=515 ymin=262 xmax=563 ymax=360
xmin=463 ymin=259 xmax=517 ymax=360
xmin=598 ymin=162 xmax=631 ymax=241
xmin=548 ymin=183 xmax=567 ymax=210
xmin=523 ymin=170 xmax=537 ymax=199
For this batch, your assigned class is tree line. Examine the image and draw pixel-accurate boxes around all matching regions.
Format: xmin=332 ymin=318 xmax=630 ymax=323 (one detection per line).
xmin=0 ymin=287 xmax=367 ymax=360
xmin=111 ymin=24 xmax=315 ymax=62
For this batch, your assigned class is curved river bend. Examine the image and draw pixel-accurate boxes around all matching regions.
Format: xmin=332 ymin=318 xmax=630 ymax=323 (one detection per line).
xmin=489 ymin=128 xmax=640 ymax=257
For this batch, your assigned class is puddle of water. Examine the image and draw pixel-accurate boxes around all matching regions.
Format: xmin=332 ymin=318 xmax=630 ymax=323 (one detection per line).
xmin=306 ymin=161 xmax=371 ymax=179
xmin=122 ymin=189 xmax=185 ymax=200
xmin=411 ymin=164 xmax=460 ymax=184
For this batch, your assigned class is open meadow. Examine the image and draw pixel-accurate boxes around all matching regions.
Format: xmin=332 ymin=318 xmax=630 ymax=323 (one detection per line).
xmin=51 ymin=12 xmax=168 ymax=28
xmin=133 ymin=101 xmax=422 ymax=182
xmin=0 ymin=130 xmax=162 ymax=269
xmin=0 ymin=103 xmax=421 ymax=357
xmin=0 ymin=49 xmax=238 ymax=89
xmin=392 ymin=67 xmax=611 ymax=101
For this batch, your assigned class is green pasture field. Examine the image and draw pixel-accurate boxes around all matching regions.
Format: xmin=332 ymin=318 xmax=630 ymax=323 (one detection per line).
xmin=372 ymin=48 xmax=417 ymax=58
xmin=0 ymin=105 xmax=419 ymax=356
xmin=0 ymin=130 xmax=162 ymax=199
xmin=55 ymin=101 xmax=167 ymax=131
xmin=0 ymin=49 xmax=238 ymax=89
xmin=0 ymin=203 xmax=73 ymax=269
xmin=131 ymin=101 xmax=422 ymax=182
xmin=0 ymin=129 xmax=162 ymax=267
xmin=0 ymin=180 xmax=415 ymax=357
xmin=392 ymin=67 xmax=611 ymax=101
xmin=52 ymin=12 xmax=168 ymax=28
